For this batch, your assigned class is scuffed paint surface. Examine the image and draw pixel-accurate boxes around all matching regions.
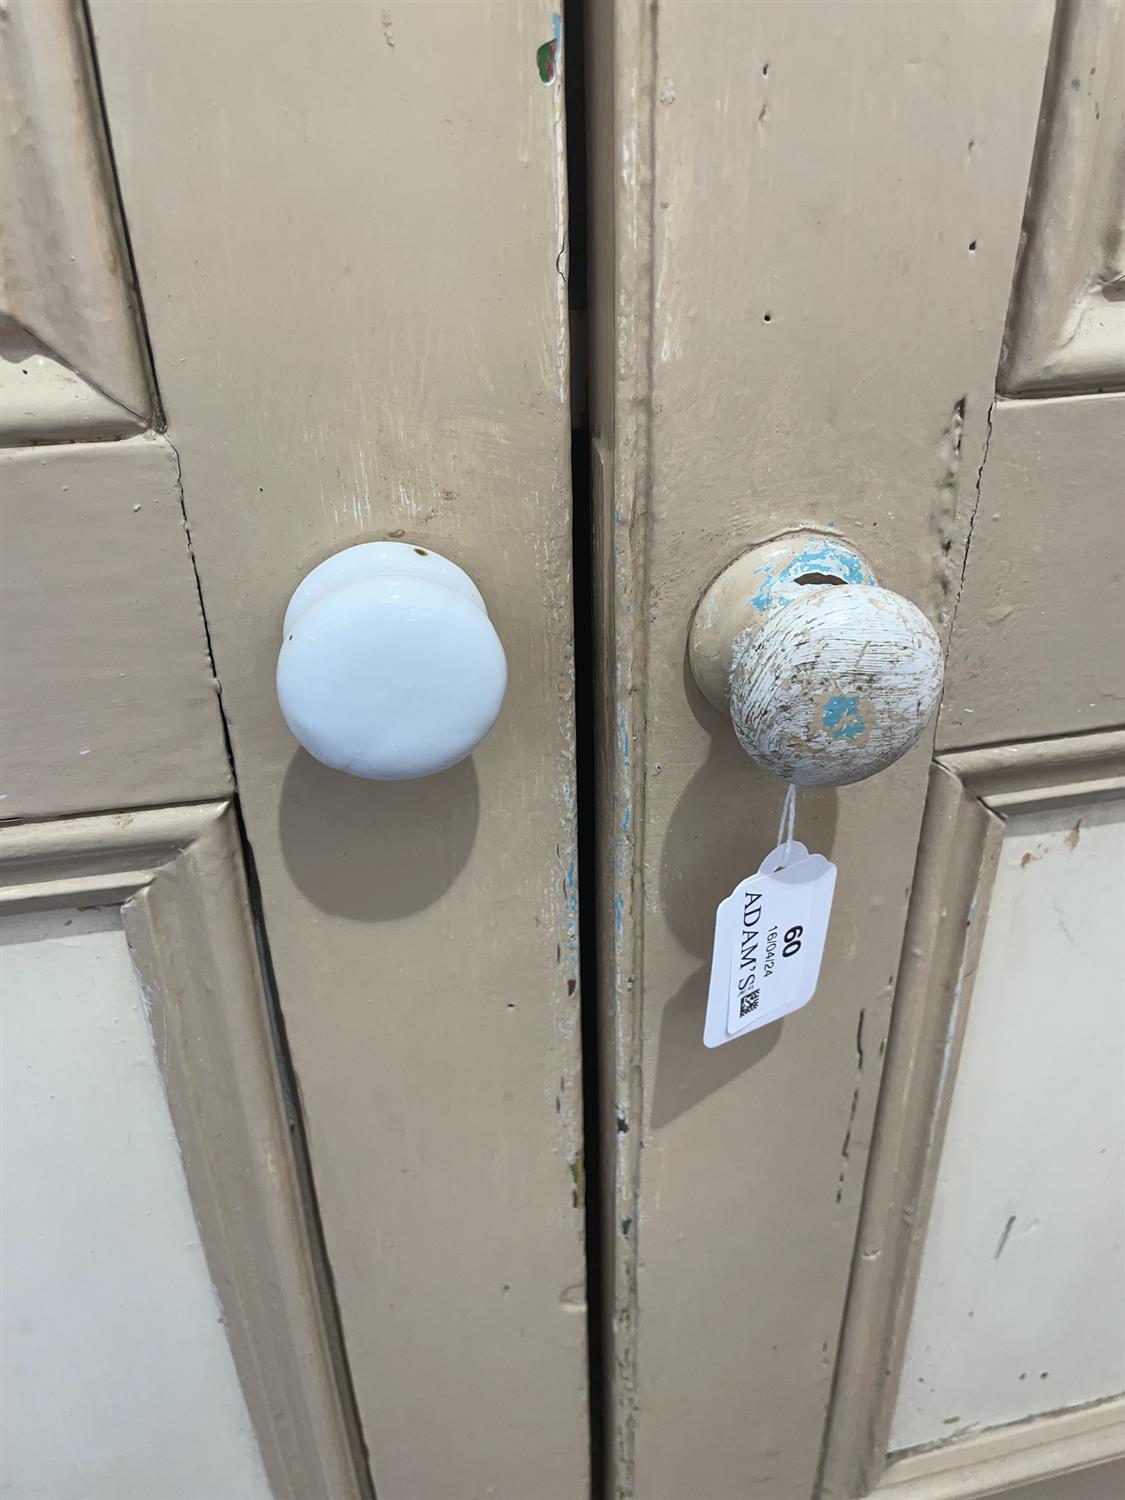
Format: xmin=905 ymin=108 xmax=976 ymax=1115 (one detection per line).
xmin=730 ymin=585 xmax=943 ymax=787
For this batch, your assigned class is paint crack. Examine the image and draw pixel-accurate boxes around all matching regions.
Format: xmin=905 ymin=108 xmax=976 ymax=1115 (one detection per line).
xmin=952 ymin=396 xmax=995 ymax=623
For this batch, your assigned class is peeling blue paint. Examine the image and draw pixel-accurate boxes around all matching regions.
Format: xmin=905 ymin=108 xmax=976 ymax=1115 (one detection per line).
xmin=822 ymin=693 xmax=866 ymax=741
xmin=742 ymin=537 xmax=876 ymax=623
xmin=779 ymin=539 xmax=870 ymax=585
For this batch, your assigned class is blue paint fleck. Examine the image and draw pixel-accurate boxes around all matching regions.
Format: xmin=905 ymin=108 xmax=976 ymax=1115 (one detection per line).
xmin=617 ymin=717 xmax=631 ymax=770
xmin=822 ymin=693 xmax=866 ymax=741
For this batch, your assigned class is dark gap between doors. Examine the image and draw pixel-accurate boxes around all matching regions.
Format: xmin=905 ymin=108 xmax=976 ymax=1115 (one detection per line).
xmin=564 ymin=2 xmax=606 ymax=1493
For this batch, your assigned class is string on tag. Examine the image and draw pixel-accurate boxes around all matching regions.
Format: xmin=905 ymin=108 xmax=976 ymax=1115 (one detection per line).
xmin=777 ymin=782 xmax=798 ymax=865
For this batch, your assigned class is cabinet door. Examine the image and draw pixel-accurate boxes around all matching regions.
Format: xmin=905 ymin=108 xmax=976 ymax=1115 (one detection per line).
xmin=589 ymin=2 xmax=1123 ymax=1498
xmin=1 ymin=4 xmax=358 ymax=1497
xmin=86 ymin=4 xmax=588 ymax=1499
xmin=828 ymin=6 xmax=1125 ymax=1496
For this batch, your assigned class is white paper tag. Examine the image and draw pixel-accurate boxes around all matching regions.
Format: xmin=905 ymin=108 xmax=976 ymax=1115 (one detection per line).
xmin=703 ymin=840 xmax=836 ymax=1048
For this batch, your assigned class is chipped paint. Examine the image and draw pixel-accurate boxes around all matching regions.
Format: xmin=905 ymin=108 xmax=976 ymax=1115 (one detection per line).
xmin=821 ymin=692 xmax=868 ymax=742
xmin=692 ymin=533 xmax=943 ymax=785
xmin=568 ymin=1150 xmax=585 ymax=1209
xmin=926 ymin=396 xmax=967 ymax=624
xmin=729 ymin=582 xmax=943 ymax=787
xmin=536 ymin=13 xmax=562 ymax=83
xmin=741 ymin=536 xmax=876 ymax=624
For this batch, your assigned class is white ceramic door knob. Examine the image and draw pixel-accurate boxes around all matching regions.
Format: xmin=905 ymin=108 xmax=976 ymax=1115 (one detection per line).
xmin=689 ymin=533 xmax=944 ymax=788
xmin=277 ymin=541 xmax=507 ymax=779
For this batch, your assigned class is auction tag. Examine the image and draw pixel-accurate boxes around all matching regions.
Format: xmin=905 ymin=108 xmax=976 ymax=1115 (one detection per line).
xmin=703 ymin=840 xmax=836 ymax=1048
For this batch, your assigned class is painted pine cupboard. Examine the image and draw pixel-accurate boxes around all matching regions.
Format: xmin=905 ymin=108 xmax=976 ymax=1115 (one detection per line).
xmin=3 ymin=2 xmax=1123 ymax=1498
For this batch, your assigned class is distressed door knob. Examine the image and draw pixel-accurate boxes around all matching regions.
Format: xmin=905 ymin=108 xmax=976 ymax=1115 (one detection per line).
xmin=277 ymin=541 xmax=507 ymax=779
xmin=689 ymin=533 xmax=944 ymax=788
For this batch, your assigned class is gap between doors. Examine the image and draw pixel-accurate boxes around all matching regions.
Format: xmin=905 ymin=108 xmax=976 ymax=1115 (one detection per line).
xmin=562 ymin=1 xmax=609 ymax=1493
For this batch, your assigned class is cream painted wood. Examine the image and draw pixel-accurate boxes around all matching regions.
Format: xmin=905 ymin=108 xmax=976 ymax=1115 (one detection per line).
xmin=588 ymin=3 xmax=1053 ymax=1495
xmin=938 ymin=0 xmax=1125 ymax=752
xmin=938 ymin=394 xmax=1125 ymax=748
xmin=822 ymin=737 xmax=1125 ymax=1500
xmin=1000 ymin=0 xmax=1125 ymax=397
xmin=0 ymin=807 xmax=363 ymax=1500
xmin=0 ymin=0 xmax=228 ymax=822
xmin=833 ymin=2 xmax=1125 ymax=1490
xmin=891 ymin=797 xmax=1125 ymax=1450
xmin=3 ymin=3 xmax=362 ymax=1487
xmin=878 ymin=1409 xmax=1125 ymax=1500
xmin=87 ymin=4 xmax=586 ymax=1496
xmin=0 ymin=0 xmax=150 ymax=439
xmin=0 ymin=906 xmax=271 ymax=1500
xmin=1000 ymin=1463 xmax=1125 ymax=1500
xmin=873 ymin=1403 xmax=1125 ymax=1500
xmin=0 ymin=438 xmax=232 ymax=820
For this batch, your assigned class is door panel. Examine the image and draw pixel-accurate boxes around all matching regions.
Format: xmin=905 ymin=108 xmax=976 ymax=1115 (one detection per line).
xmin=940 ymin=0 xmax=1125 ymax=748
xmin=0 ymin=0 xmax=228 ymax=821
xmin=824 ymin=738 xmax=1125 ymax=1499
xmin=87 ymin=4 xmax=588 ymax=1496
xmin=3 ymin=4 xmax=360 ymax=1494
xmin=998 ymin=0 xmax=1125 ymax=399
xmin=0 ymin=0 xmax=151 ymax=439
xmin=0 ymin=807 xmax=359 ymax=1500
xmin=826 ymin=0 xmax=1125 ymax=1489
xmin=937 ymin=395 xmax=1125 ymax=748
xmin=1 ymin=905 xmax=270 ymax=1500
xmin=891 ymin=794 xmax=1125 ymax=1451
xmin=588 ymin=3 xmax=1054 ymax=1496
xmin=1001 ymin=1466 xmax=1125 ymax=1500
xmin=1 ymin=439 xmax=232 ymax=820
